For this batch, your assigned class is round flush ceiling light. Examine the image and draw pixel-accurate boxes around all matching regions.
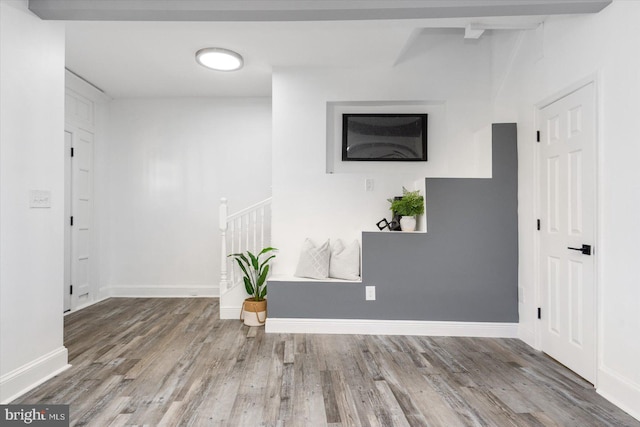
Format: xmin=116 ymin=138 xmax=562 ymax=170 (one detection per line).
xmin=195 ymin=47 xmax=244 ymax=71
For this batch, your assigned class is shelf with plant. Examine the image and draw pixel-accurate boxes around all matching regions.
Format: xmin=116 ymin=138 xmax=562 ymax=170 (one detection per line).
xmin=388 ymin=187 xmax=424 ymax=232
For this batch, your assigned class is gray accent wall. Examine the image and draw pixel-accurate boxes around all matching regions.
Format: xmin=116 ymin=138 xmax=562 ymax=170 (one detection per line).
xmin=269 ymin=123 xmax=518 ymax=322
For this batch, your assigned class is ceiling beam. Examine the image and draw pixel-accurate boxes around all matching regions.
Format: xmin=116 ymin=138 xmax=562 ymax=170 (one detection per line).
xmin=464 ymin=24 xmax=486 ymax=39
xmin=29 ymin=0 xmax=612 ymax=21
xmin=464 ymin=20 xmax=542 ymax=39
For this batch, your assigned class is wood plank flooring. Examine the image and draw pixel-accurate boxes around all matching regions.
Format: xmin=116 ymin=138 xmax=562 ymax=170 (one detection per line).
xmin=13 ymin=298 xmax=639 ymax=426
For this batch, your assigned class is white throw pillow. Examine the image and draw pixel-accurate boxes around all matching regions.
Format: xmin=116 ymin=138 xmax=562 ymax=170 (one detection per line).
xmin=294 ymin=239 xmax=330 ymax=280
xmin=329 ymin=239 xmax=361 ymax=281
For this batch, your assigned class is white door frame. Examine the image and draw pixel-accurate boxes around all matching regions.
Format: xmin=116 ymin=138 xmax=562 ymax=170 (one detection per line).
xmin=534 ymin=75 xmax=600 ymax=385
xmin=64 ymin=131 xmax=73 ymax=313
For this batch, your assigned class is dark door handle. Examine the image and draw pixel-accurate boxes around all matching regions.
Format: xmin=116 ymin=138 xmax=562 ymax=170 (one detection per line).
xmin=568 ymin=244 xmax=592 ymax=255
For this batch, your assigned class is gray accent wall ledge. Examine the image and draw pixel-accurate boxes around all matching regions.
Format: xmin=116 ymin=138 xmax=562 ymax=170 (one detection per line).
xmin=269 ymin=123 xmax=518 ymax=322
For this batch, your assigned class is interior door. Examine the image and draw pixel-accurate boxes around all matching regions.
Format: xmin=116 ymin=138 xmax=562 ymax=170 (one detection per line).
xmin=64 ymin=131 xmax=72 ymax=313
xmin=539 ymin=82 xmax=596 ymax=383
xmin=70 ymin=127 xmax=94 ymax=308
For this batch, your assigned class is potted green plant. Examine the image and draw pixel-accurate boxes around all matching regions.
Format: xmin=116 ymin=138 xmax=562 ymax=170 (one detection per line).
xmin=228 ymin=247 xmax=277 ymax=326
xmin=388 ymin=187 xmax=425 ymax=231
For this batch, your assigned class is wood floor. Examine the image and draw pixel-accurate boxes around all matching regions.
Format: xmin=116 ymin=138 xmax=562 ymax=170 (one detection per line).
xmin=13 ymin=298 xmax=639 ymax=427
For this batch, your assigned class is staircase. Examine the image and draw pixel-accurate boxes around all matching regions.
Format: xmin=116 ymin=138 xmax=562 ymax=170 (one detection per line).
xmin=219 ymin=197 xmax=272 ymax=319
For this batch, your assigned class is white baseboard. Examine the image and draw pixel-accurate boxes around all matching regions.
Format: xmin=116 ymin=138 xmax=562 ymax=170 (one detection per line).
xmin=0 ymin=347 xmax=70 ymax=404
xmin=597 ymin=367 xmax=640 ymax=421
xmin=266 ymin=318 xmax=519 ymax=337
xmin=220 ymin=306 xmax=242 ymax=319
xmin=101 ymin=285 xmax=219 ymax=298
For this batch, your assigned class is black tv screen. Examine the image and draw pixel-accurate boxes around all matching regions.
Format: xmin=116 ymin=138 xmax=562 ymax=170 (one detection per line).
xmin=342 ymin=114 xmax=427 ymax=161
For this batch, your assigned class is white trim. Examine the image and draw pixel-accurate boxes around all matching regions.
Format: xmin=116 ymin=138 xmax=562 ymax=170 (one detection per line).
xmin=535 ymin=74 xmax=598 ymax=110
xmin=65 ymin=69 xmax=111 ymax=104
xmin=102 ymin=285 xmax=219 ymax=298
xmin=266 ymin=318 xmax=518 ymax=337
xmin=220 ymin=306 xmax=242 ymax=319
xmin=269 ymin=275 xmax=362 ymax=284
xmin=597 ymin=367 xmax=640 ymax=422
xmin=594 ymin=70 xmax=605 ymax=394
xmin=532 ymin=103 xmax=542 ymax=351
xmin=0 ymin=347 xmax=70 ymax=404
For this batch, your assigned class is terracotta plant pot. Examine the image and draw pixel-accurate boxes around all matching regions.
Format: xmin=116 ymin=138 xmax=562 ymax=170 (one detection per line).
xmin=241 ymin=298 xmax=267 ymax=326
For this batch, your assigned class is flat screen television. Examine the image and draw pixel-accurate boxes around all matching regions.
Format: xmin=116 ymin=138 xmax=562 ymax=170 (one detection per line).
xmin=342 ymin=113 xmax=427 ymax=161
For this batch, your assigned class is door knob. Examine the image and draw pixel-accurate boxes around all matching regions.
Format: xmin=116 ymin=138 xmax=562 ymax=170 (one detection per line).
xmin=568 ymin=244 xmax=592 ymax=255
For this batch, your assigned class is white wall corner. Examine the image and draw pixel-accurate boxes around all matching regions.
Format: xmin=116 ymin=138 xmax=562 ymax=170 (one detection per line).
xmin=266 ymin=318 xmax=518 ymax=338
xmin=0 ymin=347 xmax=70 ymax=404
xmin=517 ymin=323 xmax=539 ymax=350
xmin=98 ymin=286 xmax=113 ymax=300
xmin=597 ymin=367 xmax=640 ymax=422
xmin=473 ymin=124 xmax=493 ymax=177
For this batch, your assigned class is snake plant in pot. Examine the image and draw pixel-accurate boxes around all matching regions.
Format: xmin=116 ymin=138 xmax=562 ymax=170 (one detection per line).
xmin=228 ymin=247 xmax=277 ymax=326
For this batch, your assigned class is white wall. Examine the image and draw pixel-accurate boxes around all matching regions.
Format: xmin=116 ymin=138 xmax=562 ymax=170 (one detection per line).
xmin=100 ymin=97 xmax=271 ymax=297
xmin=0 ymin=0 xmax=68 ymax=403
xmin=494 ymin=2 xmax=640 ymax=418
xmin=272 ymin=30 xmax=502 ymax=275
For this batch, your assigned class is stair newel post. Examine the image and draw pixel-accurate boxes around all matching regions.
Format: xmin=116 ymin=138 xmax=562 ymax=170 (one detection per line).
xmin=219 ymin=198 xmax=229 ymax=292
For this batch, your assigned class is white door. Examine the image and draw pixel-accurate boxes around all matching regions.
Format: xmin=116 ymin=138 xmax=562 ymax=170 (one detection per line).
xmin=539 ymin=83 xmax=596 ymax=383
xmin=66 ymin=127 xmax=94 ymax=309
xmin=64 ymin=131 xmax=72 ymax=312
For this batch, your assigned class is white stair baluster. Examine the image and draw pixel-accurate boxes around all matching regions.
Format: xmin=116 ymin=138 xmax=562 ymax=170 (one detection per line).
xmin=219 ymin=198 xmax=229 ymax=293
xmin=230 ymin=219 xmax=236 ymax=288
xmin=245 ymin=215 xmax=249 ymax=254
xmin=252 ymin=210 xmax=257 ymax=253
xmin=219 ymin=197 xmax=273 ymax=319
xmin=260 ymin=206 xmax=265 ymax=249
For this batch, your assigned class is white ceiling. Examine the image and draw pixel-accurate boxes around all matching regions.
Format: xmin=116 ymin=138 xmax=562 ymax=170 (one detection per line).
xmin=66 ymin=16 xmax=546 ymax=98
xmin=55 ymin=0 xmax=602 ymax=98
xmin=65 ymin=20 xmax=414 ymax=98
